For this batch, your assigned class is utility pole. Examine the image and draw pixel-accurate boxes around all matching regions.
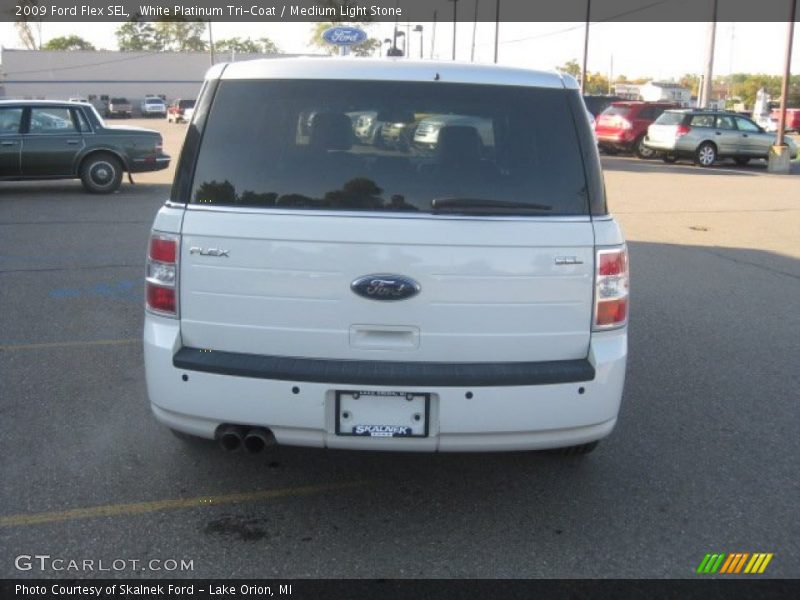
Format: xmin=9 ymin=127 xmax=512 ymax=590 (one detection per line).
xmin=392 ymin=0 xmax=399 ymax=55
xmin=609 ymin=54 xmax=613 ymax=95
xmin=580 ymin=0 xmax=591 ymax=93
xmin=471 ymin=0 xmax=479 ymax=62
xmin=494 ymin=0 xmax=500 ymax=63
xmin=776 ymin=0 xmax=796 ymax=148
xmin=449 ymin=0 xmax=459 ymax=61
xmin=700 ymin=0 xmax=718 ymax=108
xmin=208 ymin=21 xmax=215 ymax=66
xmin=431 ymin=10 xmax=437 ymax=59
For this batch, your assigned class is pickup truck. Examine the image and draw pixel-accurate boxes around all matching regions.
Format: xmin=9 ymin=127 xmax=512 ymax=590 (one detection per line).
xmin=105 ymin=97 xmax=132 ymax=118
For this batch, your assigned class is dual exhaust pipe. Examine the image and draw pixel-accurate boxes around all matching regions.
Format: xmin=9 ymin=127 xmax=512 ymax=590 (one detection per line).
xmin=217 ymin=425 xmax=276 ymax=454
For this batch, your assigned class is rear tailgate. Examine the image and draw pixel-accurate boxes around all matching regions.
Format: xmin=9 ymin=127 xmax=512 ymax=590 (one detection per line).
xmin=179 ymin=211 xmax=594 ymax=363
xmin=646 ymin=123 xmax=677 ymax=144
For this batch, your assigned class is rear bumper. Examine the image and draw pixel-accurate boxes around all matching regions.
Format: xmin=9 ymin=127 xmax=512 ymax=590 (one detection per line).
xmin=596 ymin=132 xmax=636 ymax=149
xmin=130 ymin=154 xmax=171 ymax=173
xmin=144 ymin=317 xmax=627 ymax=452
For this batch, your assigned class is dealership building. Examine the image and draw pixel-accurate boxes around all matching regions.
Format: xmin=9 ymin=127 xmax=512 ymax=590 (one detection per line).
xmin=0 ymin=49 xmax=289 ymax=111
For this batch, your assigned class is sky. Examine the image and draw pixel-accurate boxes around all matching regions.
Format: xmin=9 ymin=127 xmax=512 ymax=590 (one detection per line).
xmin=0 ymin=21 xmax=797 ymax=81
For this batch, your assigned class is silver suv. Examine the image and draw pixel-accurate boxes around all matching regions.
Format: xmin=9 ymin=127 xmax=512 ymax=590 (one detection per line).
xmin=645 ymin=109 xmax=797 ymax=166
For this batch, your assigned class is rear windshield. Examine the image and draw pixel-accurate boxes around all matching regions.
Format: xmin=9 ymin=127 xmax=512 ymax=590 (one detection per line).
xmin=188 ymin=80 xmax=590 ymax=215
xmin=145 ymin=98 xmax=163 ymax=104
xmin=179 ymin=100 xmax=196 ymax=109
xmin=654 ymin=111 xmax=685 ymax=125
xmin=110 ymin=98 xmax=128 ymax=103
xmin=601 ymin=105 xmax=631 ymax=117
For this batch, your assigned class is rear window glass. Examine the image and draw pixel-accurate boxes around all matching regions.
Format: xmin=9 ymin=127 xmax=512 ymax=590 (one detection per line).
xmin=655 ymin=112 xmax=685 ymax=125
xmin=179 ymin=100 xmax=196 ymax=109
xmin=0 ymin=107 xmax=23 ymax=133
xmin=189 ymin=80 xmax=589 ymax=215
xmin=111 ymin=98 xmax=128 ymax=103
xmin=601 ymin=105 xmax=631 ymax=117
xmin=690 ymin=114 xmax=716 ymax=127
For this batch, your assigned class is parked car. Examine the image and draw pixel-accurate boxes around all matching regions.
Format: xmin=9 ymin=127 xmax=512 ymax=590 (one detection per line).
xmin=141 ymin=96 xmax=167 ymax=118
xmin=413 ymin=114 xmax=494 ymax=149
xmin=144 ymin=58 xmax=628 ymax=455
xmin=770 ymin=107 xmax=800 ymax=133
xmin=595 ymin=101 xmax=678 ymax=158
xmin=379 ymin=113 xmax=417 ymax=150
xmin=167 ymin=99 xmax=195 ymax=123
xmin=105 ymin=97 xmax=132 ymax=119
xmin=0 ymin=100 xmax=170 ymax=193
xmin=68 ymin=96 xmax=88 ymax=104
xmin=644 ymin=109 xmax=798 ymax=166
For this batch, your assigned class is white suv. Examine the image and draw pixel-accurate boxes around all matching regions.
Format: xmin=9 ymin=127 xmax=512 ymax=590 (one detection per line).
xmin=144 ymin=58 xmax=628 ymax=454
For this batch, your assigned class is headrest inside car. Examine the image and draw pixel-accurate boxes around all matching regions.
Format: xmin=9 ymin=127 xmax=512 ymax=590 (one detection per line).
xmin=437 ymin=126 xmax=483 ymax=165
xmin=309 ymin=113 xmax=354 ymax=151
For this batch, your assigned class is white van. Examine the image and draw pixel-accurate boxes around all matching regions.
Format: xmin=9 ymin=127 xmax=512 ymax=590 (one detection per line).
xmin=144 ymin=58 xmax=628 ymax=454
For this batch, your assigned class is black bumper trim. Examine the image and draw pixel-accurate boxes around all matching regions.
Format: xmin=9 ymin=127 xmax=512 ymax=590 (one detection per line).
xmin=173 ymin=347 xmax=595 ymax=388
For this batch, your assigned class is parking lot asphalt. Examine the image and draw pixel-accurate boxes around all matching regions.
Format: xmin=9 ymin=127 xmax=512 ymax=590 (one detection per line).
xmin=1 ymin=120 xmax=799 ymax=578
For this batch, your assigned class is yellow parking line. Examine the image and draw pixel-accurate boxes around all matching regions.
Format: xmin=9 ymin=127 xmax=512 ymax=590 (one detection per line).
xmin=0 ymin=481 xmax=366 ymax=528
xmin=0 ymin=338 xmax=140 ymax=351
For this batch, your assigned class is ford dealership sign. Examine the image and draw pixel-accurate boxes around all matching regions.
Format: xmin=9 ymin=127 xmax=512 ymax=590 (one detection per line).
xmin=322 ymin=26 xmax=368 ymax=46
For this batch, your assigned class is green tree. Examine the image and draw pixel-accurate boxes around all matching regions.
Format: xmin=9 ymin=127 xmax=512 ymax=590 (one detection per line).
xmin=258 ymin=37 xmax=281 ymax=54
xmin=153 ymin=20 xmax=207 ymax=51
xmin=678 ymin=73 xmax=701 ymax=96
xmin=215 ymin=37 xmax=281 ymax=54
xmin=116 ymin=17 xmax=208 ymax=51
xmin=116 ymin=19 xmax=158 ymax=51
xmin=43 ymin=35 xmax=96 ymax=51
xmin=584 ymin=72 xmax=610 ymax=95
xmin=556 ymin=59 xmax=582 ymax=79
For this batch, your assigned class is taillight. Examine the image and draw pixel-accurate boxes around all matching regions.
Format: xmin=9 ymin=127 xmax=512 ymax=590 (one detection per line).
xmin=146 ymin=232 xmax=179 ymax=317
xmin=155 ymin=138 xmax=163 ymax=153
xmin=676 ymin=125 xmax=691 ymax=138
xmin=594 ymin=247 xmax=629 ymax=330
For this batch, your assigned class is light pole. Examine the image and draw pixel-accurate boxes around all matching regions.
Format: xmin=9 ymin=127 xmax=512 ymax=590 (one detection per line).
xmin=769 ymin=0 xmax=797 ymax=173
xmin=775 ymin=0 xmax=796 ymax=148
xmin=471 ymin=0 xmax=479 ymax=62
xmin=700 ymin=0 xmax=718 ymax=108
xmin=431 ymin=10 xmax=438 ymax=59
xmin=494 ymin=0 xmax=500 ymax=63
xmin=208 ymin=20 xmax=215 ymax=66
xmin=414 ymin=25 xmax=424 ymax=59
xmin=448 ymin=0 xmax=459 ymax=60
xmin=580 ymin=0 xmax=590 ymax=93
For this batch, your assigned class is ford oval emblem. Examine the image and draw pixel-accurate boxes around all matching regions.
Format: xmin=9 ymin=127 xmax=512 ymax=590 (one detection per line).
xmin=322 ymin=26 xmax=368 ymax=46
xmin=351 ymin=274 xmax=420 ymax=301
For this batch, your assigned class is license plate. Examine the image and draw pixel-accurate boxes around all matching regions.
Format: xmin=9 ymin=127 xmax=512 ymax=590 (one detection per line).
xmin=335 ymin=391 xmax=429 ymax=438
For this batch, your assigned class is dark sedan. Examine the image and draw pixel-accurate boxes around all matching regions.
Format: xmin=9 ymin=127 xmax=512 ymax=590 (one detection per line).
xmin=0 ymin=100 xmax=169 ymax=193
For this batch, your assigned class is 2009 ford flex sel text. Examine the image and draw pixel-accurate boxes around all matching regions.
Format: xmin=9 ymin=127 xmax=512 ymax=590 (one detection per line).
xmin=144 ymin=58 xmax=628 ymax=454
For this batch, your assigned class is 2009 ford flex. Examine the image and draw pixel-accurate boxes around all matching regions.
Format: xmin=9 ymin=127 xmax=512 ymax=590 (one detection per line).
xmin=144 ymin=58 xmax=628 ymax=454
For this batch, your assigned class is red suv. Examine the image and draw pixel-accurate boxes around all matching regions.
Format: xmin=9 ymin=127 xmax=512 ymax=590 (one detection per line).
xmin=595 ymin=101 xmax=678 ymax=158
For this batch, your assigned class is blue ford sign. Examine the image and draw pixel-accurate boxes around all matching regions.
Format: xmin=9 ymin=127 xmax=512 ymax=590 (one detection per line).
xmin=351 ymin=274 xmax=421 ymax=301
xmin=322 ymin=26 xmax=368 ymax=47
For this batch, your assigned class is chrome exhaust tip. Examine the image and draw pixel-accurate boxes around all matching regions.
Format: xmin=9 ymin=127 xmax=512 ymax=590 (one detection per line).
xmin=217 ymin=424 xmax=245 ymax=452
xmin=243 ymin=428 xmax=277 ymax=454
